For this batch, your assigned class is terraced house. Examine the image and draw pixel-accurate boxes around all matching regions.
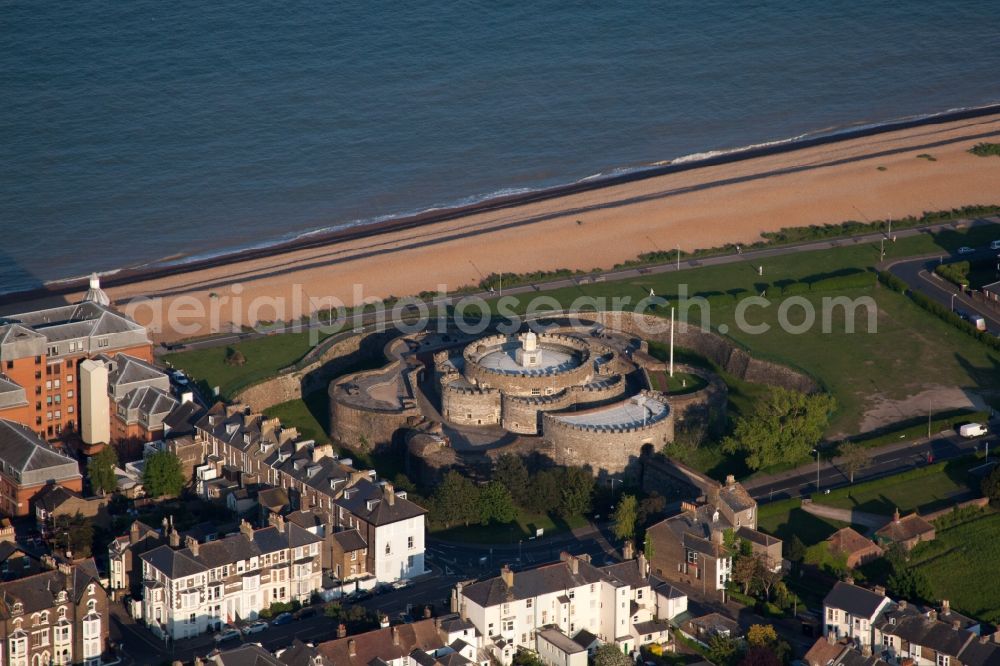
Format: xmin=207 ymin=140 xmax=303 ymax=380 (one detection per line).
xmin=0 ymin=559 xmax=109 ymax=666
xmin=139 ymin=516 xmax=322 ymax=640
xmin=194 ymin=403 xmax=426 ymax=582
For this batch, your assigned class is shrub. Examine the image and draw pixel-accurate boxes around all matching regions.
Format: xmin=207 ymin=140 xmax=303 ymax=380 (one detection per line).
xmin=969 ymin=142 xmax=1000 ymax=157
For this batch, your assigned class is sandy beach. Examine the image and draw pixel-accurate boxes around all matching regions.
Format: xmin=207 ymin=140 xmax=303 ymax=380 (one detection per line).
xmin=36 ymin=113 xmax=1000 ymax=341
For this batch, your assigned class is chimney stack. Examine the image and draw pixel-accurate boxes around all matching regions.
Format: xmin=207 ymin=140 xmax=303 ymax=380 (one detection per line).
xmin=894 ymin=508 xmax=901 ymax=523
xmin=622 ymin=540 xmax=634 ymax=561
xmin=269 ymin=512 xmax=286 ymax=534
xmin=953 ymin=620 xmax=962 ymax=631
xmin=941 ymin=599 xmax=950 ymax=616
xmin=725 ymin=474 xmax=736 ymax=487
xmin=240 ymin=519 xmax=254 ymax=541
xmin=392 ymin=626 xmax=399 ymax=646
xmin=874 ymin=585 xmax=886 ymax=597
xmin=927 ymin=610 xmax=938 ymax=622
xmin=899 ymin=600 xmax=908 ymax=611
xmin=501 ymin=565 xmax=514 ymax=589
xmin=348 ymin=639 xmax=357 ymax=657
xmin=384 ymin=482 xmax=396 ymax=506
xmin=827 ymin=631 xmax=837 ymax=645
xmin=185 ymin=535 xmax=199 ymax=557
xmin=130 ymin=521 xmax=140 ymax=545
xmin=845 ymin=575 xmax=855 ymax=585
xmin=169 ymin=527 xmax=180 ymax=549
xmin=638 ymin=551 xmax=648 ymax=577
xmin=336 ymin=623 xmax=347 ymax=638
xmin=570 ymin=556 xmax=579 ymax=575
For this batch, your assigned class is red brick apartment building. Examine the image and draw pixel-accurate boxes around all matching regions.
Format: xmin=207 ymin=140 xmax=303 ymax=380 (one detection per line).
xmin=0 ymin=276 xmax=152 ymax=442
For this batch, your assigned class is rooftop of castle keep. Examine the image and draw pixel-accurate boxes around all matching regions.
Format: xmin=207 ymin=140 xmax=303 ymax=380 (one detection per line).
xmin=475 ymin=339 xmax=581 ymax=375
xmin=549 ymin=393 xmax=669 ymax=429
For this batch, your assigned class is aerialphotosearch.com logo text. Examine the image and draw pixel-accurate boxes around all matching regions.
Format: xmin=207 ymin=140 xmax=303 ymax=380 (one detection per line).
xmin=124 ymin=282 xmax=878 ymax=342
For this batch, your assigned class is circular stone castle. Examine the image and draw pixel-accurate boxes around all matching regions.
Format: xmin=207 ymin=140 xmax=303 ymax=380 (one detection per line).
xmin=434 ymin=330 xmax=674 ymax=475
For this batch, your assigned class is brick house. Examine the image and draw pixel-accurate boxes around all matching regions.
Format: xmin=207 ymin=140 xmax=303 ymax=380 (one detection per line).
xmin=33 ymin=484 xmax=110 ymax=536
xmin=0 ymin=420 xmax=82 ymax=518
xmin=827 ymin=528 xmax=883 ymax=569
xmin=0 ymin=276 xmax=153 ymax=442
xmin=0 ymin=559 xmax=110 ymax=666
xmin=874 ymin=510 xmax=935 ymax=552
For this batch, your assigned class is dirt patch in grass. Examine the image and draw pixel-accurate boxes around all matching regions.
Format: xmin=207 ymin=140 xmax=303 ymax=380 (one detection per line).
xmin=858 ymin=385 xmax=987 ymax=434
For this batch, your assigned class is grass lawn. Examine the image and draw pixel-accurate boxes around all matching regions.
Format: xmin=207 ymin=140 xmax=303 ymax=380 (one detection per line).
xmin=647 ymin=370 xmax=708 ymax=394
xmin=163 ymin=331 xmax=333 ymax=399
xmin=430 ymin=511 xmax=589 ymax=544
xmin=809 ymin=455 xmax=980 ymax=516
xmin=910 ymin=509 xmax=1000 ymax=622
xmin=263 ymin=393 xmax=330 ymax=444
xmin=757 ymin=498 xmax=852 ymax=546
xmin=490 ymin=222 xmax=1000 ymax=436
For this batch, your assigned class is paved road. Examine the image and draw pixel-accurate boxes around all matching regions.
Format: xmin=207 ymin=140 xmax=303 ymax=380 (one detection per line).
xmin=888 ymin=249 xmax=1000 ymax=335
xmin=744 ymin=428 xmax=996 ymax=503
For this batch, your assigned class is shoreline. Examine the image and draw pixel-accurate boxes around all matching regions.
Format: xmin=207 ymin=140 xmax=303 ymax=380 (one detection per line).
xmin=4 ymin=101 xmax=1000 ymax=308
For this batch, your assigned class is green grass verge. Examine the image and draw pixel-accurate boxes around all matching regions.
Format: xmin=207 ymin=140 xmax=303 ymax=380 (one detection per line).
xmin=910 ymin=508 xmax=1000 ymax=622
xmin=263 ymin=393 xmax=331 ymax=444
xmin=757 ymin=498 xmax=851 ymax=546
xmin=429 ymin=511 xmax=589 ymax=543
xmin=163 ymin=331 xmax=333 ymax=399
xmin=809 ymin=455 xmax=981 ymax=516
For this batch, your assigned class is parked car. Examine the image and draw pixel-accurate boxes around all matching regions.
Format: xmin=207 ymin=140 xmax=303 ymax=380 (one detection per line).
xmin=242 ymin=621 xmax=268 ymax=635
xmin=350 ymin=590 xmax=373 ymax=602
xmin=295 ymin=607 xmax=318 ymax=619
xmin=395 ymin=613 xmax=414 ymax=624
xmin=214 ymin=627 xmax=241 ymax=642
xmin=957 ymin=246 xmax=975 ymax=255
xmin=272 ymin=612 xmax=294 ymax=626
xmin=391 ymin=579 xmax=410 ymax=590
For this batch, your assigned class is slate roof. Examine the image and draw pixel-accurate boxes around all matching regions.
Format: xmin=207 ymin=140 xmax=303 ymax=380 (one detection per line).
xmin=161 ymin=400 xmax=205 ymax=437
xmin=736 ymin=526 xmax=781 ymax=547
xmin=258 ymin=487 xmax=290 ymax=511
xmin=462 ymin=556 xmax=606 ymax=607
xmin=120 ymin=386 xmax=178 ymax=422
xmin=0 ymin=374 xmax=27 ymax=409
xmin=648 ymin=504 xmax=729 ymax=559
xmin=685 ymin=612 xmax=741 ymax=637
xmin=210 ymin=643 xmax=284 ymax=666
xmin=634 ymin=619 xmax=670 ymax=636
xmin=878 ymin=612 xmax=975 ymax=658
xmin=572 ymin=629 xmax=600 ymax=649
xmin=599 ymin=558 xmax=647 ymax=588
xmin=538 ymin=627 xmax=586 ymax=654
xmin=958 ymin=637 xmax=1000 ymax=666
xmin=1 ymin=301 xmax=149 ymax=356
xmin=0 ymin=419 xmax=80 ymax=477
xmin=824 ymin=581 xmax=888 ymax=618
xmin=107 ymin=354 xmax=166 ymax=390
xmin=337 ymin=479 xmax=426 ymax=526
xmin=805 ymin=638 xmax=892 ymax=666
xmin=140 ymin=523 xmax=321 ymax=579
xmin=0 ymin=559 xmax=100 ymax=616
xmin=332 ymin=529 xmax=367 ymax=552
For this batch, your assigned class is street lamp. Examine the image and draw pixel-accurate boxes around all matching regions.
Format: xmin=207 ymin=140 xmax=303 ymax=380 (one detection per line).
xmin=951 ymin=293 xmax=957 ymax=312
xmin=813 ymin=448 xmax=821 ymax=491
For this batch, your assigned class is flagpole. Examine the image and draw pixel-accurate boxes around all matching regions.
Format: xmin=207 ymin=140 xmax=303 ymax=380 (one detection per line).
xmin=669 ymin=306 xmax=675 ymax=378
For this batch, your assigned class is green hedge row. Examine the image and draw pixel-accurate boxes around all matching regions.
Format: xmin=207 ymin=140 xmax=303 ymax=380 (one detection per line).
xmin=935 ymin=261 xmax=970 ymax=287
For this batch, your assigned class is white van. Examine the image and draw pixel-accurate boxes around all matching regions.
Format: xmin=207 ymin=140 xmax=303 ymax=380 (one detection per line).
xmin=969 ymin=314 xmax=987 ymax=331
xmin=959 ymin=423 xmax=988 ymax=438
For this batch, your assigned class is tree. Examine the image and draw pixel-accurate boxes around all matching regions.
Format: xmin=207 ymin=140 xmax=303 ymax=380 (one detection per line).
xmin=612 ymin=494 xmax=638 ymax=541
xmin=512 ymin=650 xmax=545 ymax=666
xmin=706 ymin=634 xmax=742 ymax=666
xmin=525 ymin=470 xmax=560 ymax=515
xmin=722 ymin=388 xmax=836 ymax=470
xmin=478 ymin=481 xmax=517 ymax=525
xmin=732 ymin=553 xmax=764 ymax=595
xmin=431 ymin=472 xmax=480 ymax=528
xmin=557 ymin=468 xmax=594 ymax=519
xmin=739 ymin=647 xmax=782 ymax=666
xmin=746 ymin=624 xmax=778 ymax=648
xmin=758 ymin=563 xmax=783 ymax=600
xmin=786 ymin=535 xmax=806 ymax=563
xmin=593 ymin=644 xmax=631 ymax=666
xmin=224 ymin=347 xmax=246 ymax=366
xmin=643 ymin=531 xmax=655 ymax=560
xmin=51 ymin=512 xmax=94 ymax=558
xmin=143 ymin=450 xmax=185 ymax=497
xmin=87 ymin=446 xmax=119 ymax=495
xmin=494 ymin=454 xmax=530 ymax=506
xmin=982 ymin=465 xmax=1000 ymax=503
xmin=839 ymin=441 xmax=870 ymax=483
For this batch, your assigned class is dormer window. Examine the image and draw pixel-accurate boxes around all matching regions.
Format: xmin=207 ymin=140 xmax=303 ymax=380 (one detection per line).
xmin=87 ymin=583 xmax=95 ymax=596
xmin=56 ymin=590 xmax=67 ymax=603
xmin=12 ymin=601 xmax=23 ymax=615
